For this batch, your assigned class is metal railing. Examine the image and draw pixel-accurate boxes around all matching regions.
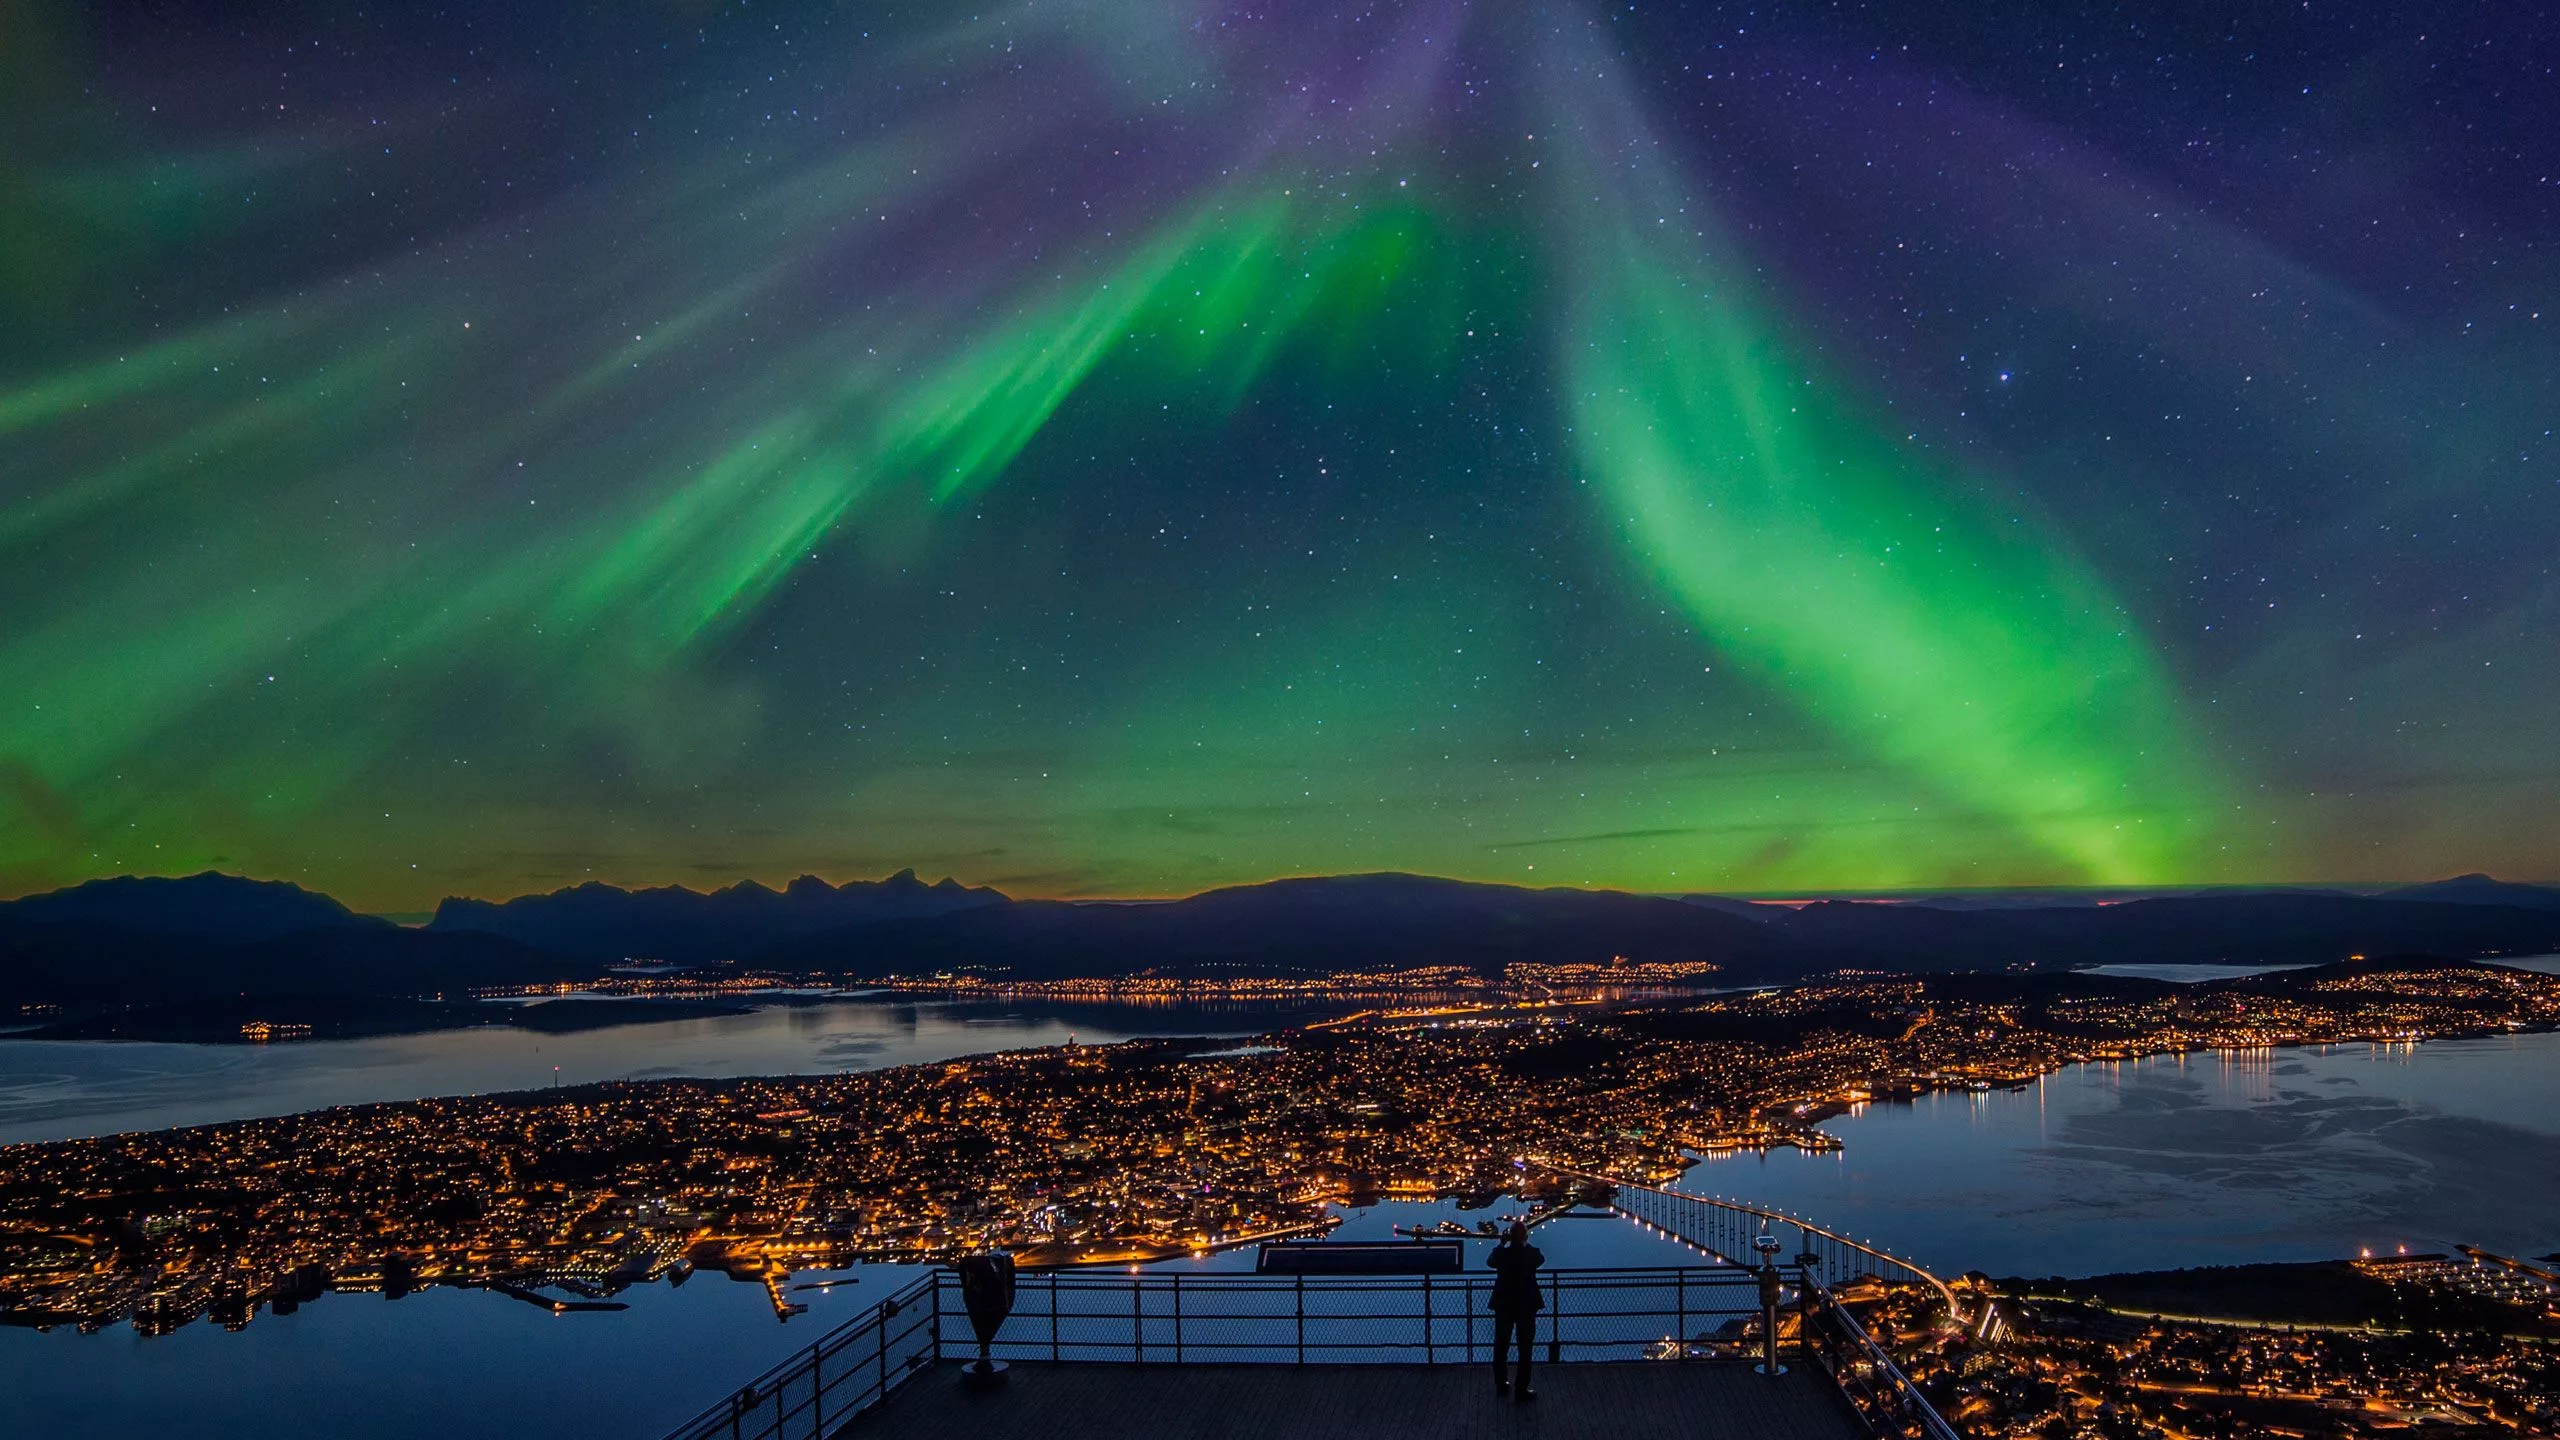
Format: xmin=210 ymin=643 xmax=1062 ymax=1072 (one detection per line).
xmin=664 ymin=1264 xmax=1805 ymax=1440
xmin=665 ymin=1272 xmax=939 ymax=1440
xmin=1801 ymin=1279 xmax=1965 ymax=1440
xmin=982 ymin=1263 xmax=1785 ymax=1366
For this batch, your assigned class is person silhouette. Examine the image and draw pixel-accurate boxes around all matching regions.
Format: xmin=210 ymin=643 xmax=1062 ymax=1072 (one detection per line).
xmin=1486 ymin=1220 xmax=1545 ymax=1400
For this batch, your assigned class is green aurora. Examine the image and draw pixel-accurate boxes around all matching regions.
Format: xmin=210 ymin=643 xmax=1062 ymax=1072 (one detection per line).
xmin=3 ymin=2 xmax=2555 ymax=909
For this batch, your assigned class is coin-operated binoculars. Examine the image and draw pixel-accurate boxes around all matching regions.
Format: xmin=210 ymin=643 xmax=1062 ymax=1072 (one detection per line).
xmin=952 ymin=1252 xmax=1017 ymax=1389
xmin=1753 ymin=1232 xmax=1788 ymax=1376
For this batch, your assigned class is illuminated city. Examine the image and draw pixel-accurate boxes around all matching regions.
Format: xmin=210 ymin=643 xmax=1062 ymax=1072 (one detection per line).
xmin=6 ymin=961 xmax=2551 ymax=1347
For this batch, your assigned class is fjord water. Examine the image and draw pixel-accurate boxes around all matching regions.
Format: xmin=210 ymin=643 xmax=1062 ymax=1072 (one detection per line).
xmin=0 ymin=994 xmax=1367 ymax=1145
xmin=1690 ymin=1031 xmax=2560 ymax=1278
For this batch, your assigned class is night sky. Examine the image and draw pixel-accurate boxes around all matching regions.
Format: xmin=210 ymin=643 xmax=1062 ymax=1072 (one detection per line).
xmin=3 ymin=2 xmax=2555 ymax=909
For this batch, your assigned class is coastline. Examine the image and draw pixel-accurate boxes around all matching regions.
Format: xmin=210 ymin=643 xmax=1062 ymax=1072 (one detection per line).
xmin=8 ymin=995 xmax=759 ymax=1045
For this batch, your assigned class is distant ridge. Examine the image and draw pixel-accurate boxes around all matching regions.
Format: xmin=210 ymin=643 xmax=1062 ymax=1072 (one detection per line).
xmin=0 ymin=871 xmax=385 ymax=942
xmin=744 ymin=873 xmax=2560 ymax=982
xmin=2384 ymin=873 xmax=2560 ymax=911
xmin=753 ymin=871 xmax=1787 ymax=980
xmin=1678 ymin=889 xmax=2560 ymax=974
xmin=426 ymin=868 xmax=1007 ymax=964
xmin=0 ymin=874 xmax=582 ymax=1018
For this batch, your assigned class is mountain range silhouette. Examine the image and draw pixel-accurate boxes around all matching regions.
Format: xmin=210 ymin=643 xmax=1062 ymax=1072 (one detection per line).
xmin=3 ymin=869 xmax=2557 ymax=1023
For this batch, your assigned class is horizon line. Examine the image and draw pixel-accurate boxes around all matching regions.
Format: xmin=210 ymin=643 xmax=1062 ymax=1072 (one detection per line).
xmin=6 ymin=865 xmax=2549 ymax=915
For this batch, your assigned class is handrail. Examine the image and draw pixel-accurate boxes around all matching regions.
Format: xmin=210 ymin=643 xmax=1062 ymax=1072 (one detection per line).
xmin=663 ymin=1265 xmax=1800 ymax=1440
xmin=988 ymin=1264 xmax=1783 ymax=1366
xmin=1799 ymin=1278 xmax=1964 ymax=1440
xmin=661 ymin=1273 xmax=940 ymax=1440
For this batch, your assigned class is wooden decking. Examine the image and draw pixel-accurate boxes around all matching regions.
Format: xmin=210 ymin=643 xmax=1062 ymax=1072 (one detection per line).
xmin=837 ymin=1361 xmax=1862 ymax=1440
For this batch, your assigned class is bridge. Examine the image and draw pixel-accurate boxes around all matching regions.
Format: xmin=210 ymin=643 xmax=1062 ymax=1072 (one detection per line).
xmin=1569 ymin=1169 xmax=1965 ymax=1322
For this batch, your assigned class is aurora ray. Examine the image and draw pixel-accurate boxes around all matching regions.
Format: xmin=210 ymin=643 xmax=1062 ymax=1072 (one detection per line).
xmin=2 ymin=0 xmax=2553 ymax=905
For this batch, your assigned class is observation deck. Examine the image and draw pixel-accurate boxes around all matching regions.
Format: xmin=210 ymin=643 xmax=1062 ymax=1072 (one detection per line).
xmin=849 ymin=1356 xmax=1852 ymax=1440
xmin=663 ymin=1260 xmax=1955 ymax=1440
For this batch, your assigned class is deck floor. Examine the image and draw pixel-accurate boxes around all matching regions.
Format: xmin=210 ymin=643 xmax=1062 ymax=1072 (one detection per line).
xmin=837 ymin=1361 xmax=1861 ymax=1440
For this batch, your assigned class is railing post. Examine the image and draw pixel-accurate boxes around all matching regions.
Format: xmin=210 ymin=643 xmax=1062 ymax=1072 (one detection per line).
xmin=1132 ymin=1276 xmax=1144 ymax=1365
xmin=1050 ymin=1273 xmax=1061 ymax=1362
xmin=1675 ymin=1269 xmax=1686 ymax=1357
xmin=1421 ymin=1269 xmax=1433 ymax=1364
xmin=809 ymin=1337 xmax=824 ymax=1439
xmin=1546 ymin=1269 xmax=1561 ymax=1364
xmin=1295 ymin=1274 xmax=1306 ymax=1366
xmin=1795 ymin=1264 xmax=1818 ymax=1370
xmin=1173 ymin=1271 xmax=1184 ymax=1365
xmin=929 ymin=1272 xmax=943 ymax=1364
